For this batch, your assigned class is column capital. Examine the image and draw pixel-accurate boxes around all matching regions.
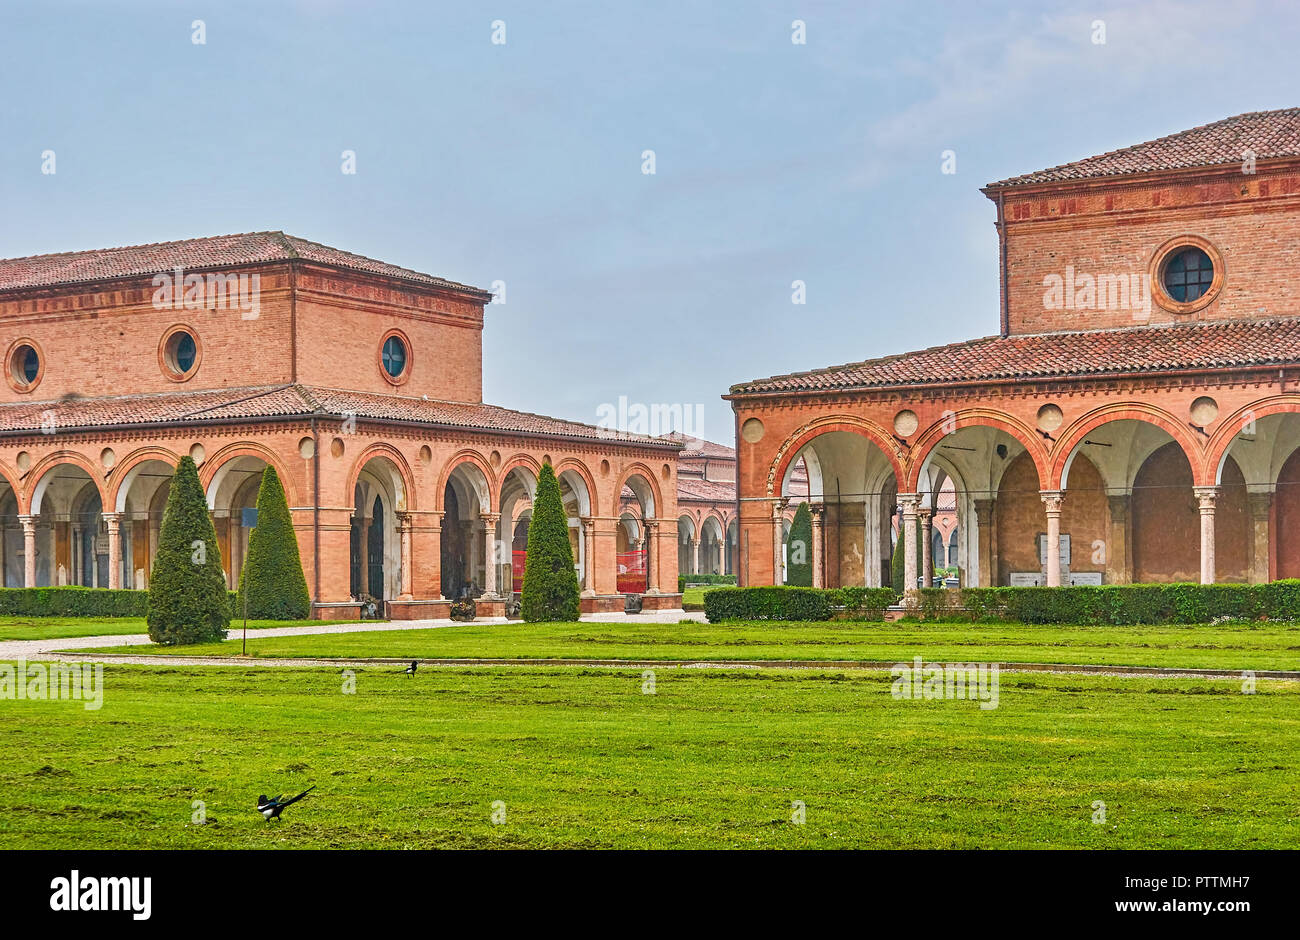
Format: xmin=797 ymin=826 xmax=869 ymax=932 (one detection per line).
xmin=1193 ymin=486 xmax=1218 ymax=511
xmin=1247 ymin=491 xmax=1274 ymax=517
xmin=479 ymin=511 xmax=501 ymax=524
xmin=1039 ymin=491 xmax=1065 ymax=514
xmin=898 ymin=493 xmax=920 ymax=515
xmin=771 ymin=498 xmax=788 ymax=519
xmin=17 ymin=514 xmax=36 ymax=528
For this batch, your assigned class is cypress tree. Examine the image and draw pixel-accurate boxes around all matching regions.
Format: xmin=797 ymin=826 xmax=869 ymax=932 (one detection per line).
xmin=785 ymin=502 xmax=812 ymax=586
xmin=237 ymin=465 xmax=311 ymax=620
xmin=147 ymin=456 xmax=230 ymax=644
xmin=891 ymin=526 xmax=905 ymax=593
xmin=521 ymin=463 xmax=580 ymax=622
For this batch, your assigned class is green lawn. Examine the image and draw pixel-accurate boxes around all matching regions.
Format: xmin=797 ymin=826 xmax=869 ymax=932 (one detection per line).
xmin=0 ymin=617 xmax=357 ymax=641
xmin=1 ymin=663 xmax=1293 ymax=848
xmin=90 ymin=619 xmax=1300 ymax=672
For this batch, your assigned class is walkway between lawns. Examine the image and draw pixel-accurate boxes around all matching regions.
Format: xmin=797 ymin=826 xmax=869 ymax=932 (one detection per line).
xmin=5 ymin=612 xmax=1298 ymax=681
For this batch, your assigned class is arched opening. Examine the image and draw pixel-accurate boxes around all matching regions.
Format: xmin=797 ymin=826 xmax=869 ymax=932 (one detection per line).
xmin=995 ymin=451 xmax=1107 ymax=586
xmin=207 ymin=454 xmax=271 ymax=589
xmin=441 ymin=462 xmax=490 ymax=600
xmin=677 ymin=515 xmax=696 ymax=576
xmin=617 ymin=473 xmax=657 ymax=594
xmin=1212 ymin=410 xmax=1300 ymax=583
xmin=725 ymin=520 xmax=738 ymax=576
xmin=615 ymin=512 xmax=644 ymax=593
xmin=780 ymin=430 xmax=899 ymax=588
xmin=114 ymin=457 xmax=176 ymax=590
xmin=29 ymin=464 xmax=103 ymax=588
xmin=1276 ymin=447 xmax=1300 ymax=579
xmin=495 ymin=464 xmax=589 ymax=600
xmin=700 ymin=516 xmax=724 ymax=576
xmin=0 ymin=478 xmax=20 ymax=588
xmin=350 ymin=456 xmax=406 ymax=602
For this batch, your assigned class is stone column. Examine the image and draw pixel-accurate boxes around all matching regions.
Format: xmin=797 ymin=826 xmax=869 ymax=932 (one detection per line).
xmin=645 ymin=520 xmax=660 ymax=593
xmin=809 ymin=503 xmax=824 ymax=589
xmin=1248 ymin=492 xmax=1272 ymax=584
xmin=771 ymin=499 xmax=787 ymax=585
xmin=973 ymin=498 xmax=996 ymax=588
xmin=396 ymin=511 xmax=414 ymax=600
xmin=104 ymin=512 xmax=121 ymax=590
xmin=480 ymin=512 xmax=501 ymax=598
xmin=19 ymin=514 xmax=37 ymax=588
xmin=690 ymin=537 xmax=700 ymax=577
xmin=580 ymin=516 xmax=596 ymax=596
xmin=899 ymin=494 xmax=919 ymax=604
xmin=1040 ymin=491 xmax=1064 ymax=587
xmin=919 ymin=509 xmax=933 ymax=588
xmin=1106 ymin=494 xmax=1131 ymax=584
xmin=1194 ymin=486 xmax=1218 ymax=585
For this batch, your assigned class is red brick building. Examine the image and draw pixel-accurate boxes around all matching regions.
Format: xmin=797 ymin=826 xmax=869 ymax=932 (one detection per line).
xmin=728 ymin=110 xmax=1300 ymax=595
xmin=0 ymin=232 xmax=682 ymax=617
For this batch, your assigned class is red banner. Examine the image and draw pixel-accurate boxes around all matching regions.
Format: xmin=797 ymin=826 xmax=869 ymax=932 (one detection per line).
xmin=617 ymin=549 xmax=647 ymax=594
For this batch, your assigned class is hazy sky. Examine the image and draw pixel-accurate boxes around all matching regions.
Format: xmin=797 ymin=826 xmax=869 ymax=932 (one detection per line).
xmin=3 ymin=0 xmax=1296 ymax=445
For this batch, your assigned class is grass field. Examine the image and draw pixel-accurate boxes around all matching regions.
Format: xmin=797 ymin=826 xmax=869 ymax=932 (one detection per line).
xmin=0 ymin=617 xmax=353 ymax=641
xmin=89 ymin=619 xmax=1300 ymax=671
xmin=2 ymin=662 xmax=1295 ymax=849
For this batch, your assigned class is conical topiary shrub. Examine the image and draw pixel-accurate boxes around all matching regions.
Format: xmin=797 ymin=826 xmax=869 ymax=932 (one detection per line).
xmin=147 ymin=456 xmax=230 ymax=644
xmin=785 ymin=502 xmax=812 ymax=586
xmin=521 ymin=463 xmax=581 ymax=622
xmin=237 ymin=465 xmax=311 ymax=620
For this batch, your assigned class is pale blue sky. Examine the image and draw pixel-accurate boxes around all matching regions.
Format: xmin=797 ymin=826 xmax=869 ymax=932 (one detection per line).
xmin=3 ymin=0 xmax=1296 ymax=444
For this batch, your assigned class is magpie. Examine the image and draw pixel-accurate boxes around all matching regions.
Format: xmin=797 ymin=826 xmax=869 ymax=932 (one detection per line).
xmin=403 ymin=660 xmax=418 ymax=676
xmin=257 ymin=786 xmax=316 ymax=821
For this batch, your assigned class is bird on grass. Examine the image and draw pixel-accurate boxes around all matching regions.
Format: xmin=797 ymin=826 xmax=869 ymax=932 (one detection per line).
xmin=403 ymin=660 xmax=418 ymax=677
xmin=257 ymin=786 xmax=316 ymax=821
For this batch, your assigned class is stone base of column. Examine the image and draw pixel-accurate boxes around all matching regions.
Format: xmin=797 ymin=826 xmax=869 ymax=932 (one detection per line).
xmin=385 ymin=599 xmax=455 ymax=620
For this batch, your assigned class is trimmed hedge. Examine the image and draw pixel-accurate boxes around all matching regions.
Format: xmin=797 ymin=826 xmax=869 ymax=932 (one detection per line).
xmin=704 ymin=586 xmax=899 ymax=622
xmin=521 ymin=463 xmax=581 ymax=622
xmin=146 ymin=455 xmax=231 ymax=645
xmin=911 ymin=582 xmax=1300 ymax=624
xmin=0 ymin=586 xmax=243 ymax=619
xmin=237 ymin=465 xmax=311 ymax=620
xmin=678 ymin=573 xmax=737 ymax=591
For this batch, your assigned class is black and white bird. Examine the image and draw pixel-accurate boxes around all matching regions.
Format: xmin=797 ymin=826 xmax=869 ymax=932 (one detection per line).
xmin=257 ymin=786 xmax=315 ymax=822
xmin=403 ymin=660 xmax=418 ymax=676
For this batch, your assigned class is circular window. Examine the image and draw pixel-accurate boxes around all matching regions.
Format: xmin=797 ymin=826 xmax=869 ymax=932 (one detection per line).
xmin=6 ymin=340 xmax=43 ymax=392
xmin=1152 ymin=237 xmax=1223 ymax=313
xmin=159 ymin=326 xmax=201 ymax=380
xmin=382 ymin=336 xmax=407 ymax=378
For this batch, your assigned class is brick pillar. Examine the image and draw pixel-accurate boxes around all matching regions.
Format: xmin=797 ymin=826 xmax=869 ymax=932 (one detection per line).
xmin=1194 ymin=486 xmax=1218 ymax=585
xmin=810 ymin=503 xmax=824 ymax=589
xmin=973 ymin=498 xmax=995 ymax=587
xmin=771 ymin=499 xmax=787 ymax=585
xmin=1248 ymin=492 xmax=1272 ymax=584
xmin=920 ymin=508 xmax=933 ymax=588
xmin=19 ymin=514 xmax=37 ymax=588
xmin=481 ymin=512 xmax=501 ymax=598
xmin=900 ymin=494 xmax=919 ymax=605
xmin=104 ymin=512 xmax=121 ymax=590
xmin=645 ymin=520 xmax=660 ymax=593
xmin=1041 ymin=491 xmax=1064 ymax=587
xmin=1106 ymin=494 xmax=1131 ymax=584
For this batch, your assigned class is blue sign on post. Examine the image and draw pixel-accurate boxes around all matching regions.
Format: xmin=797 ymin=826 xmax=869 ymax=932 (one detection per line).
xmin=242 ymin=507 xmax=258 ymax=528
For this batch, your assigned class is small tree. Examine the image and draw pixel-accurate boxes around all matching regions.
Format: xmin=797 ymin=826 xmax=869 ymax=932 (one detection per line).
xmin=147 ymin=456 xmax=230 ymax=644
xmin=237 ymin=465 xmax=311 ymax=620
xmin=891 ymin=527 xmax=906 ymax=593
xmin=785 ymin=502 xmax=812 ymax=586
xmin=521 ymin=463 xmax=580 ymax=622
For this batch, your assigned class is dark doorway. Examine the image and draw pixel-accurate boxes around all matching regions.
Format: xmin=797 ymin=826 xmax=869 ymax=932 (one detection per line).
xmin=367 ymin=496 xmax=384 ymax=599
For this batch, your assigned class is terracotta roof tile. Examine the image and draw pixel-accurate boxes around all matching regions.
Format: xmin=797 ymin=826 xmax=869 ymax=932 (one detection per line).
xmin=660 ymin=431 xmax=735 ymax=459
xmin=0 ymin=383 xmax=676 ymax=449
xmin=0 ymin=232 xmax=488 ymax=296
xmin=986 ymin=108 xmax=1300 ymax=188
xmin=729 ymin=318 xmax=1300 ymax=396
xmin=677 ymin=478 xmax=736 ymax=502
